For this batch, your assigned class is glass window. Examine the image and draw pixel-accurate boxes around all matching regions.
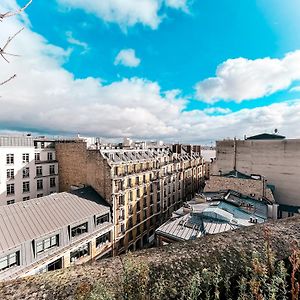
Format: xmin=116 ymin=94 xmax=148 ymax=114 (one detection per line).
xmin=49 ymin=165 xmax=55 ymax=175
xmin=37 ymin=179 xmax=43 ymax=190
xmin=96 ymin=214 xmax=109 ymax=225
xmin=23 ymin=167 xmax=30 ymax=178
xmin=23 ymin=181 xmax=30 ymax=193
xmin=47 ymin=152 xmax=53 ymax=161
xmin=71 ymin=222 xmax=88 ymax=238
xmin=6 ymin=169 xmax=14 ymax=179
xmin=36 ymin=235 xmax=59 ymax=254
xmin=6 ymin=154 xmax=14 ymax=165
xmin=70 ymin=243 xmax=90 ymax=262
xmin=96 ymin=232 xmax=111 ymax=248
xmin=7 ymin=199 xmax=15 ymax=205
xmin=6 ymin=184 xmax=15 ymax=195
xmin=0 ymin=251 xmax=20 ymax=271
xmin=36 ymin=166 xmax=43 ymax=176
xmin=22 ymin=153 xmax=29 ymax=163
xmin=23 ymin=196 xmax=30 ymax=201
xmin=50 ymin=177 xmax=56 ymax=188
xmin=35 ymin=153 xmax=40 ymax=161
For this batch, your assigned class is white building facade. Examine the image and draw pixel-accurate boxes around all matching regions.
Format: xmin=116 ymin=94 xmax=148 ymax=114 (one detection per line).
xmin=0 ymin=136 xmax=59 ymax=206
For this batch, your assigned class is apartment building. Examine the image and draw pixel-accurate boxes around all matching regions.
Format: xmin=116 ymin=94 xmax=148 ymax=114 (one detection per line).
xmin=212 ymin=134 xmax=300 ymax=216
xmin=55 ymin=141 xmax=204 ymax=255
xmin=0 ymin=187 xmax=113 ymax=281
xmin=0 ymin=136 xmax=59 ymax=206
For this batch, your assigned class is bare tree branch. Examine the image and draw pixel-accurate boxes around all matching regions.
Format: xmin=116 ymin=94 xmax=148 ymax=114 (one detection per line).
xmin=0 ymin=1 xmax=32 ymax=89
xmin=0 ymin=74 xmax=16 ymax=86
xmin=0 ymin=27 xmax=24 ymax=63
xmin=0 ymin=0 xmax=32 ymax=21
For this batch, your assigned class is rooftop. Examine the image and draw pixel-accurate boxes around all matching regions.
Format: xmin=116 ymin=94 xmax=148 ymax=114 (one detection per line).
xmin=246 ymin=133 xmax=286 ymax=140
xmin=0 ymin=187 xmax=110 ymax=254
xmin=156 ymin=190 xmax=269 ymax=242
xmin=204 ymin=172 xmax=275 ymax=203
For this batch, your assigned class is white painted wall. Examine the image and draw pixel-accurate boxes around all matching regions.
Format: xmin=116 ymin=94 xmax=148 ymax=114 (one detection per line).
xmin=0 ymin=138 xmax=59 ymax=206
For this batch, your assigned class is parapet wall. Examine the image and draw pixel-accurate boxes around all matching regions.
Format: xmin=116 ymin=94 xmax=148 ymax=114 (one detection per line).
xmin=0 ymin=217 xmax=299 ymax=300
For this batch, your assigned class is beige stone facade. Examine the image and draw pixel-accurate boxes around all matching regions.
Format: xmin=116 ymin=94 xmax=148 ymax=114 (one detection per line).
xmin=55 ymin=141 xmax=204 ymax=255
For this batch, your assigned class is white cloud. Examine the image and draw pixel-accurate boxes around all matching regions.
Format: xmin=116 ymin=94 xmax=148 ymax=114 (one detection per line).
xmin=1 ymin=1 xmax=300 ymax=144
xmin=195 ymin=51 xmax=300 ymax=103
xmin=203 ymin=107 xmax=232 ymax=115
xmin=114 ymin=49 xmax=141 ymax=67
xmin=57 ymin=0 xmax=191 ymax=30
xmin=66 ymin=31 xmax=89 ymax=53
xmin=290 ymin=86 xmax=300 ymax=92
xmin=165 ymin=0 xmax=189 ymax=11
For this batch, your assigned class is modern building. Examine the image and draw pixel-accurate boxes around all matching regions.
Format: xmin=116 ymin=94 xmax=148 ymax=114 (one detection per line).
xmin=55 ymin=140 xmax=205 ymax=255
xmin=212 ymin=134 xmax=300 ymax=217
xmin=156 ymin=190 xmax=276 ymax=246
xmin=0 ymin=136 xmax=59 ymax=206
xmin=0 ymin=187 xmax=113 ymax=281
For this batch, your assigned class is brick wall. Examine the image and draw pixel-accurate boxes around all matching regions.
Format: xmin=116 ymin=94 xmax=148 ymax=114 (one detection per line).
xmin=55 ymin=141 xmax=88 ymax=192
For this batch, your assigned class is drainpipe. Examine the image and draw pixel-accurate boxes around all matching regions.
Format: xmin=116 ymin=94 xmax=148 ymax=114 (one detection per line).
xmin=233 ymin=137 xmax=237 ymax=171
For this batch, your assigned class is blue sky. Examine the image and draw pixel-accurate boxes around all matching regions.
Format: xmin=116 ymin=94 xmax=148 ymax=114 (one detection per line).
xmin=0 ymin=0 xmax=300 ymax=143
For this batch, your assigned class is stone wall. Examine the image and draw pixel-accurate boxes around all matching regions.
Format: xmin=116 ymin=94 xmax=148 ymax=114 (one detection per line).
xmin=55 ymin=141 xmax=88 ymax=192
xmin=1 ymin=217 xmax=299 ymax=300
xmin=204 ymin=176 xmax=274 ymax=202
xmin=86 ymin=150 xmax=112 ymax=204
xmin=213 ymin=139 xmax=300 ymax=206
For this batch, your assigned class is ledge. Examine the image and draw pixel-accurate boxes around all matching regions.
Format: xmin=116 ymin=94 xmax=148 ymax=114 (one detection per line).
xmin=0 ymin=217 xmax=299 ymax=299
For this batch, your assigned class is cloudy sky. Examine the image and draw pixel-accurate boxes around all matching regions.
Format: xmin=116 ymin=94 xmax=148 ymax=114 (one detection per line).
xmin=0 ymin=0 xmax=300 ymax=144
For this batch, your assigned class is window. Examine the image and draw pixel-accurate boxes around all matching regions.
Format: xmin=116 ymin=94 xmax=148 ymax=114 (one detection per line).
xmin=36 ymin=166 xmax=43 ymax=177
xmin=36 ymin=235 xmax=59 ymax=254
xmin=35 ymin=153 xmax=40 ymax=161
xmin=96 ymin=214 xmax=109 ymax=225
xmin=37 ymin=179 xmax=43 ymax=190
xmin=50 ymin=177 xmax=56 ymax=188
xmin=6 ymin=169 xmax=14 ymax=180
xmin=23 ymin=181 xmax=30 ymax=193
xmin=7 ymin=199 xmax=15 ymax=205
xmin=70 ymin=243 xmax=90 ymax=262
xmin=47 ymin=152 xmax=53 ymax=161
xmin=23 ymin=167 xmax=30 ymax=178
xmin=0 ymin=251 xmax=20 ymax=271
xmin=23 ymin=196 xmax=30 ymax=201
xmin=37 ymin=193 xmax=43 ymax=198
xmin=22 ymin=153 xmax=29 ymax=163
xmin=71 ymin=222 xmax=88 ymax=238
xmin=41 ymin=142 xmax=45 ymax=149
xmin=49 ymin=165 xmax=55 ymax=175
xmin=7 ymin=184 xmax=15 ymax=195
xmin=6 ymin=154 xmax=14 ymax=165
xmin=96 ymin=232 xmax=111 ymax=248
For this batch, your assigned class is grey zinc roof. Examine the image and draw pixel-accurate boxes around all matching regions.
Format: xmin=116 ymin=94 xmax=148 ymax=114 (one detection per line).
xmin=156 ymin=213 xmax=237 ymax=242
xmin=0 ymin=188 xmax=110 ymax=253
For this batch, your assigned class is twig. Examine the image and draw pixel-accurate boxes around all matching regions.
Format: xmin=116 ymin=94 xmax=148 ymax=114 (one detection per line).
xmin=0 ymin=74 xmax=16 ymax=86
xmin=0 ymin=0 xmax=32 ymax=21
xmin=0 ymin=28 xmax=24 ymax=63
